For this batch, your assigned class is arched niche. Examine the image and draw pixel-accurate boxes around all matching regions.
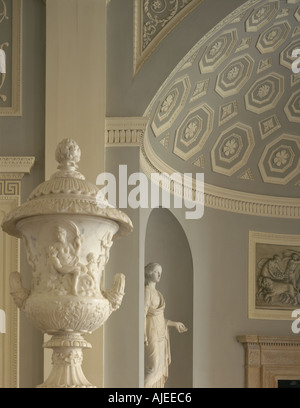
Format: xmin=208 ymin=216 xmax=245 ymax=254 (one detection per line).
xmin=144 ymin=207 xmax=193 ymax=388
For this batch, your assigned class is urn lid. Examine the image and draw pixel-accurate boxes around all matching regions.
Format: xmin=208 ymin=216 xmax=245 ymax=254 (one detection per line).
xmin=1 ymin=138 xmax=133 ymax=239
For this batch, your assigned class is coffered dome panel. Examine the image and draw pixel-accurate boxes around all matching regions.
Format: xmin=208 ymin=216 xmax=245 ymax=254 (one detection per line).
xmin=143 ymin=0 xmax=300 ymax=200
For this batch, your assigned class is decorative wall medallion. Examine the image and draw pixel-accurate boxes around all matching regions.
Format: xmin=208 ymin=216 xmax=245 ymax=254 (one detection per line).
xmin=249 ymin=231 xmax=300 ymax=320
xmin=151 ymin=76 xmax=191 ymax=137
xmin=215 ymin=54 xmax=254 ymax=98
xmin=259 ymin=134 xmax=300 ymax=185
xmin=199 ymin=29 xmax=237 ymax=73
xmin=0 ymin=0 xmax=21 ymax=116
xmin=245 ymin=1 xmax=279 ymax=32
xmin=256 ymin=22 xmax=290 ymax=54
xmin=284 ymin=89 xmax=300 ymax=123
xmin=173 ymin=104 xmax=214 ymax=161
xmin=280 ymin=39 xmax=300 ymax=70
xmin=211 ymin=122 xmax=255 ymax=176
xmin=245 ymin=72 xmax=284 ymax=113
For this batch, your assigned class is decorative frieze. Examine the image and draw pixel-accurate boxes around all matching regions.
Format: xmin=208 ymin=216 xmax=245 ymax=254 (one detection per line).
xmin=105 ymin=117 xmax=148 ymax=146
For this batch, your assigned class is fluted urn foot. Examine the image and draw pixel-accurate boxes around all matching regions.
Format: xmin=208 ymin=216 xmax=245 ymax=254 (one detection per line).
xmin=37 ymin=333 xmax=95 ymax=388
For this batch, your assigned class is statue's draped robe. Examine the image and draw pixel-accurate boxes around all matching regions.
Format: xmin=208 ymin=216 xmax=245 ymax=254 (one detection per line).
xmin=144 ymin=285 xmax=171 ymax=388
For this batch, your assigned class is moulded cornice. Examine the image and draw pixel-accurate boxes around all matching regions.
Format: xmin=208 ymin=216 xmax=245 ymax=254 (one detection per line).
xmin=0 ymin=157 xmax=35 ymax=177
xmin=106 ymin=116 xmax=300 ymax=218
xmin=140 ymin=126 xmax=300 ymax=219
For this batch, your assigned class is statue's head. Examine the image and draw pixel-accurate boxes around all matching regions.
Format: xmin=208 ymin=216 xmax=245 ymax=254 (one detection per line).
xmin=145 ymin=262 xmax=162 ymax=285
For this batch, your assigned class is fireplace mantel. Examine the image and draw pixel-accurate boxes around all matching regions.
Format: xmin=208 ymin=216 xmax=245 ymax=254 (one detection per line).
xmin=237 ymin=335 xmax=300 ymax=388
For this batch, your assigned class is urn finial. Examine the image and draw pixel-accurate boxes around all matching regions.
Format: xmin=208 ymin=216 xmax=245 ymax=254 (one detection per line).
xmin=53 ymin=138 xmax=84 ymax=179
xmin=55 ymin=138 xmax=81 ymax=171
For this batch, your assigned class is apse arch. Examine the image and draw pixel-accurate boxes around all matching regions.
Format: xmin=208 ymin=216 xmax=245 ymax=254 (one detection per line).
xmin=144 ymin=207 xmax=193 ymax=388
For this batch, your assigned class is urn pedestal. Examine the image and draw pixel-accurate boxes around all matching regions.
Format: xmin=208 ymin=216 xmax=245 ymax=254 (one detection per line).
xmin=1 ymin=138 xmax=133 ymax=388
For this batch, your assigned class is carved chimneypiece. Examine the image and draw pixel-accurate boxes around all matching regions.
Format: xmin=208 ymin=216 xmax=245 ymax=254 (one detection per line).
xmin=237 ymin=335 xmax=300 ymax=388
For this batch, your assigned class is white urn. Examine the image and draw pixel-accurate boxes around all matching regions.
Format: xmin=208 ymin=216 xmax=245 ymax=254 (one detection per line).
xmin=1 ymin=138 xmax=133 ymax=388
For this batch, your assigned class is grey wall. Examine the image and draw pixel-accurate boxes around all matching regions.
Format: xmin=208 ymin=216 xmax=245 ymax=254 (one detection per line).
xmin=0 ymin=0 xmax=46 ymax=388
xmin=103 ymin=146 xmax=141 ymax=388
xmin=139 ymin=201 xmax=300 ymax=388
xmin=177 ymin=206 xmax=300 ymax=387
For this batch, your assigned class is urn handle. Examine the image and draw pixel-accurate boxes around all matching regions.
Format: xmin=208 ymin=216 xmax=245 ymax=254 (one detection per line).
xmin=9 ymin=271 xmax=30 ymax=309
xmin=103 ymin=273 xmax=125 ymax=311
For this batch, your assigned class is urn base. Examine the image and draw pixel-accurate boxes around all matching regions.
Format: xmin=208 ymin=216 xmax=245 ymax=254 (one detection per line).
xmin=37 ymin=332 xmax=96 ymax=388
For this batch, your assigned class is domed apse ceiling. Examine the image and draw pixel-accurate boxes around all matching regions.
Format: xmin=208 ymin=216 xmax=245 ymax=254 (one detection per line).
xmin=143 ymin=0 xmax=300 ymax=199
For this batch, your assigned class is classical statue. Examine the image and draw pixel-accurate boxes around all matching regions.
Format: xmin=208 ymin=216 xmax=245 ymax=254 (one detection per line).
xmin=144 ymin=262 xmax=187 ymax=388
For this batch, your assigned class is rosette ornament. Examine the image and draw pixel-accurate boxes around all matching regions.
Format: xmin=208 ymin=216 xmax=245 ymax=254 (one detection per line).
xmin=1 ymin=138 xmax=133 ymax=388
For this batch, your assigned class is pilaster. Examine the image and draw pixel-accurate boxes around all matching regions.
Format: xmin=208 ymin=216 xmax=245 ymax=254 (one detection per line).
xmin=44 ymin=0 xmax=108 ymax=387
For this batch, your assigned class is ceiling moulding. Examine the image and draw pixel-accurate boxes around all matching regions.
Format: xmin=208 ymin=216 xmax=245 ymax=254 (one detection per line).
xmin=140 ymin=131 xmax=300 ymax=219
xmin=105 ymin=117 xmax=148 ymax=146
xmin=0 ymin=0 xmax=22 ymax=116
xmin=142 ymin=0 xmax=300 ymax=197
xmin=133 ymin=0 xmax=204 ymax=76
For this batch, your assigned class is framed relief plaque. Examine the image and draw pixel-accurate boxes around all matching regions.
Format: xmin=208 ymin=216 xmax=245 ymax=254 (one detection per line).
xmin=249 ymin=231 xmax=300 ymax=320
